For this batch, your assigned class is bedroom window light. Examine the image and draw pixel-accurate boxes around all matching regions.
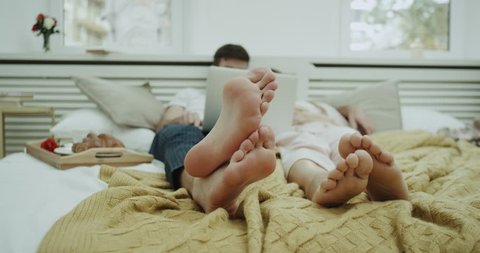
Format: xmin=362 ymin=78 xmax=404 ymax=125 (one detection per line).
xmin=340 ymin=0 xmax=464 ymax=59
xmin=49 ymin=0 xmax=183 ymax=54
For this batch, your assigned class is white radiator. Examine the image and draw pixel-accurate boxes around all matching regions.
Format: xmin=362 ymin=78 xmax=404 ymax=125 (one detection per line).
xmin=1 ymin=58 xmax=479 ymax=156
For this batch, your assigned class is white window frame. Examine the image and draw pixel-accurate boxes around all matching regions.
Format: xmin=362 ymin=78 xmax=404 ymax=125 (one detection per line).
xmin=339 ymin=0 xmax=466 ymax=59
xmin=48 ymin=0 xmax=184 ymax=54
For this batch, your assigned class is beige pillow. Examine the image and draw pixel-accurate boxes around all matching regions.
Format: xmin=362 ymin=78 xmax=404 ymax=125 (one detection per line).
xmin=314 ymin=80 xmax=402 ymax=132
xmin=73 ymin=76 xmax=164 ymax=130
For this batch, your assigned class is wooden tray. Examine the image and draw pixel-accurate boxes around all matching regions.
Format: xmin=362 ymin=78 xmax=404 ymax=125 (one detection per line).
xmin=26 ymin=141 xmax=153 ymax=170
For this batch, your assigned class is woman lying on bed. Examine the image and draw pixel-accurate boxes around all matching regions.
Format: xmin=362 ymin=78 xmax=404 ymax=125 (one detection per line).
xmin=277 ymin=102 xmax=410 ymax=207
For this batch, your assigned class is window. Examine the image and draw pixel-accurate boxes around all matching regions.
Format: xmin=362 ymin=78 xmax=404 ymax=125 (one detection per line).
xmin=51 ymin=0 xmax=183 ymax=54
xmin=341 ymin=0 xmax=463 ymax=58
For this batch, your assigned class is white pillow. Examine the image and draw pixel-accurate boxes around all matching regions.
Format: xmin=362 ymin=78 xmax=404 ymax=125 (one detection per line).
xmin=73 ymin=76 xmax=164 ymax=130
xmin=50 ymin=108 xmax=156 ymax=152
xmin=50 ymin=108 xmax=122 ymax=140
xmin=401 ymin=107 xmax=465 ymax=133
xmin=314 ymin=80 xmax=402 ymax=133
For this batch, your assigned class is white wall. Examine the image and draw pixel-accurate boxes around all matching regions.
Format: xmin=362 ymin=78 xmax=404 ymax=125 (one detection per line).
xmin=183 ymin=0 xmax=340 ymax=57
xmin=0 ymin=0 xmax=478 ymax=60
xmin=465 ymin=0 xmax=480 ymax=60
xmin=0 ymin=0 xmax=50 ymax=53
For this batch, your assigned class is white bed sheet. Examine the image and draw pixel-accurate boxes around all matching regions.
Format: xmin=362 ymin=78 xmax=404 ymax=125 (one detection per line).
xmin=0 ymin=152 xmax=165 ymax=253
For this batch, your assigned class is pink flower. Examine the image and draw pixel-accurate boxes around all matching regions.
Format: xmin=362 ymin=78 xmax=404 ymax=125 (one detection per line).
xmin=31 ymin=24 xmax=39 ymax=32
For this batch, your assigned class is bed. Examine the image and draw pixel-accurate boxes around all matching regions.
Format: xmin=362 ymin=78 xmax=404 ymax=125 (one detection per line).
xmin=1 ymin=59 xmax=479 ymax=252
xmin=1 ymin=131 xmax=480 ymax=252
xmin=1 ymin=103 xmax=479 ymax=252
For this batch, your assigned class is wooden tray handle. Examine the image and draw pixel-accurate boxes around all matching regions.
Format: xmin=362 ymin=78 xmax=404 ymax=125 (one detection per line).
xmin=95 ymin=151 xmax=123 ymax=158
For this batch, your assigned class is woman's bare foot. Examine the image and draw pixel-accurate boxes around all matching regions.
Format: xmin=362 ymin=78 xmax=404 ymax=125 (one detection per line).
xmin=191 ymin=126 xmax=276 ymax=215
xmin=338 ymin=132 xmax=409 ymax=201
xmin=185 ymin=68 xmax=277 ymax=177
xmin=311 ymin=150 xmax=372 ymax=207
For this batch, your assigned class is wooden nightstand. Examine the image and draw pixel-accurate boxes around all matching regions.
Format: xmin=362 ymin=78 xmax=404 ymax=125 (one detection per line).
xmin=0 ymin=106 xmax=55 ymax=158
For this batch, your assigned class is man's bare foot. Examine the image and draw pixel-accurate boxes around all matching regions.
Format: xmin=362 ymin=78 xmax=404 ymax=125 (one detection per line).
xmin=184 ymin=68 xmax=277 ymax=177
xmin=311 ymin=150 xmax=372 ymax=207
xmin=191 ymin=126 xmax=276 ymax=215
xmin=338 ymin=132 xmax=409 ymax=201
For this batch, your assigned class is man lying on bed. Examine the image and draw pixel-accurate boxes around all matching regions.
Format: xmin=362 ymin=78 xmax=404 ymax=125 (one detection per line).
xmin=149 ymin=44 xmax=409 ymax=216
xmin=150 ymin=63 xmax=279 ymax=215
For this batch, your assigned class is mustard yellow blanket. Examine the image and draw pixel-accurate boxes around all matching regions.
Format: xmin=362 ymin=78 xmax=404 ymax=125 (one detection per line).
xmin=39 ymin=131 xmax=480 ymax=253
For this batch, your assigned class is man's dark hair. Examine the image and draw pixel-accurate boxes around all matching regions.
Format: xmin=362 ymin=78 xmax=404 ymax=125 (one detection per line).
xmin=213 ymin=44 xmax=250 ymax=66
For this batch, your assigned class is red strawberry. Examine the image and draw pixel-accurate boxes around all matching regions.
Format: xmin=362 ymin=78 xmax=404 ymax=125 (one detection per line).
xmin=40 ymin=138 xmax=58 ymax=152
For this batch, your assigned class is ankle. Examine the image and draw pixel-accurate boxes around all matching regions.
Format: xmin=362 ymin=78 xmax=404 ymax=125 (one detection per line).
xmin=305 ymin=173 xmax=327 ymax=199
xmin=180 ymin=170 xmax=194 ymax=192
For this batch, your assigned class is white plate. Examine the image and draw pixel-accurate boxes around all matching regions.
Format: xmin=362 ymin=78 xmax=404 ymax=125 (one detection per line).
xmin=54 ymin=143 xmax=74 ymax=155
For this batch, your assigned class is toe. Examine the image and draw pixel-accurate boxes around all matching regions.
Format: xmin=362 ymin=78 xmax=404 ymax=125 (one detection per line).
xmin=379 ymin=151 xmax=394 ymax=165
xmin=368 ymin=143 xmax=383 ymax=159
xmin=345 ymin=153 xmax=359 ymax=169
xmin=258 ymin=125 xmax=275 ymax=148
xmin=350 ymin=132 xmax=363 ymax=148
xmin=231 ymin=149 xmax=245 ymax=163
xmin=239 ymin=139 xmax=254 ymax=154
xmin=361 ymin=135 xmax=373 ymax=149
xmin=248 ymin=67 xmax=271 ymax=83
xmin=321 ymin=179 xmax=337 ymax=191
xmin=247 ymin=130 xmax=259 ymax=144
xmin=262 ymin=90 xmax=275 ymax=103
xmin=354 ymin=150 xmax=373 ymax=178
xmin=336 ymin=160 xmax=349 ymax=172
xmin=329 ymin=169 xmax=344 ymax=180
xmin=264 ymin=81 xmax=278 ymax=92
xmin=257 ymin=71 xmax=276 ymax=89
xmin=260 ymin=102 xmax=269 ymax=115
xmin=338 ymin=134 xmax=355 ymax=158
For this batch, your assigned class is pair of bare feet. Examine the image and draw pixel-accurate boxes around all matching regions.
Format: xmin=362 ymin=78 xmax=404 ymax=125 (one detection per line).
xmin=181 ymin=67 xmax=409 ymax=215
xmin=308 ymin=132 xmax=410 ymax=207
xmin=182 ymin=67 xmax=278 ymax=215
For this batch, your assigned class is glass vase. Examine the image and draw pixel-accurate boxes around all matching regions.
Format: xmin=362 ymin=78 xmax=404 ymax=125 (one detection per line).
xmin=43 ymin=33 xmax=50 ymax=52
